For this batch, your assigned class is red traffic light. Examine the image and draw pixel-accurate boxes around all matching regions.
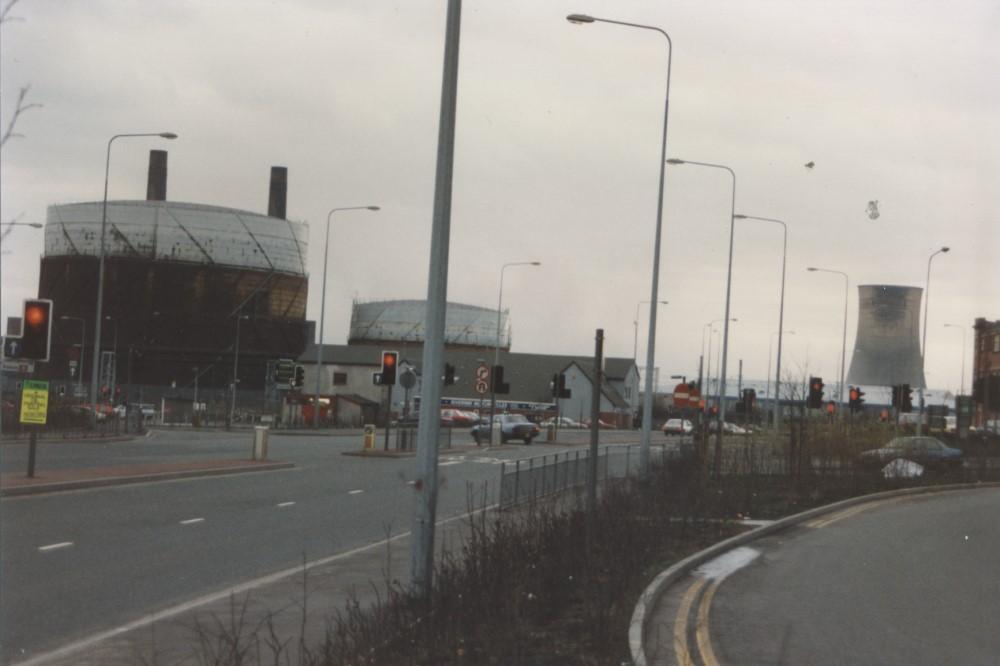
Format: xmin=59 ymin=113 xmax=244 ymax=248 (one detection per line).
xmin=19 ymin=298 xmax=54 ymax=361
xmin=380 ymin=351 xmax=399 ymax=385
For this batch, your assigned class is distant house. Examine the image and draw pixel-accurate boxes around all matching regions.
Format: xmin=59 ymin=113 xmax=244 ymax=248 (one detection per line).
xmin=295 ymin=341 xmax=638 ymax=427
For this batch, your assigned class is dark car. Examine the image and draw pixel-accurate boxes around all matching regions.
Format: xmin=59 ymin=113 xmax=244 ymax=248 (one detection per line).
xmin=471 ymin=414 xmax=540 ymax=445
xmin=860 ymin=436 xmax=963 ymax=468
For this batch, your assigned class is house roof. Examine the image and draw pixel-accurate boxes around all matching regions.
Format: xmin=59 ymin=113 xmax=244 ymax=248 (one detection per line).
xmin=563 ymin=360 xmax=631 ymax=410
xmin=297 ymin=342 xmax=637 ymax=406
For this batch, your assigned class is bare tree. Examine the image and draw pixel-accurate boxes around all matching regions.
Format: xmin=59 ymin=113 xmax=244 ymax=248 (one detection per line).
xmin=1 ymin=0 xmax=42 ymax=149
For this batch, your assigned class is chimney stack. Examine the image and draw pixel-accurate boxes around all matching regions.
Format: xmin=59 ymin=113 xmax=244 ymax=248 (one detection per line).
xmin=146 ymin=150 xmax=168 ymax=201
xmin=267 ymin=166 xmax=288 ymax=219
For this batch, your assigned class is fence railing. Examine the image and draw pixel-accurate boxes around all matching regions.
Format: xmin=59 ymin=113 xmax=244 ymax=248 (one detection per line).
xmin=499 ymin=444 xmax=647 ymax=509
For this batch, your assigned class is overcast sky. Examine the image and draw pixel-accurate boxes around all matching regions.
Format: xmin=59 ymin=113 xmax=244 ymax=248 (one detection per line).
xmin=2 ymin=0 xmax=997 ymax=394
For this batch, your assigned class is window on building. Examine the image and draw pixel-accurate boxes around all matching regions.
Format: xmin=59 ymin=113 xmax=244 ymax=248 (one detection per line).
xmin=994 ymin=335 xmax=1000 ymax=353
xmin=332 ymin=372 xmax=347 ymax=386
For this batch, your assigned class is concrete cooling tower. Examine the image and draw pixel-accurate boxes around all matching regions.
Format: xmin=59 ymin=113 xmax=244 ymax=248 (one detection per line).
xmin=846 ymin=285 xmax=926 ymax=388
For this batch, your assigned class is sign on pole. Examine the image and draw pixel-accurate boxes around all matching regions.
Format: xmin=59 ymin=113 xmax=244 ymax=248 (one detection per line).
xmin=672 ymin=382 xmax=690 ymax=408
xmin=20 ymin=380 xmax=50 ymax=425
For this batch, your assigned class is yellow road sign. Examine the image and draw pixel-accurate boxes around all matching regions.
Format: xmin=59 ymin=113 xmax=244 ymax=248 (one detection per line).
xmin=20 ymin=380 xmax=49 ymax=425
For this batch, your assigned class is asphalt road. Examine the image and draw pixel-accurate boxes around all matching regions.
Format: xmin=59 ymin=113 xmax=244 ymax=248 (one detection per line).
xmin=665 ymin=488 xmax=1000 ymax=665
xmin=0 ymin=428 xmax=647 ymax=662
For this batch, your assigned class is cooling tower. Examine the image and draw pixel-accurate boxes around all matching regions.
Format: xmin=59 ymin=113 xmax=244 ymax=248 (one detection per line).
xmin=846 ymin=285 xmax=926 ymax=388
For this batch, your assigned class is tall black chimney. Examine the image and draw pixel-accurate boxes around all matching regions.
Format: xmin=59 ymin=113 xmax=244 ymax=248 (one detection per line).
xmin=267 ymin=166 xmax=288 ymax=219
xmin=146 ymin=150 xmax=168 ymax=201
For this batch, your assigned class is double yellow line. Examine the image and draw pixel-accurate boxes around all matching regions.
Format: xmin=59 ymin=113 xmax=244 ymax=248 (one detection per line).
xmin=673 ymin=575 xmax=723 ymax=666
xmin=805 ymin=496 xmax=907 ymax=530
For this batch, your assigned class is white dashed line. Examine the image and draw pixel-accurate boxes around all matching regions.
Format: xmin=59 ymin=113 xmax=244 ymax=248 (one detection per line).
xmin=38 ymin=542 xmax=74 ymax=552
xmin=405 ymin=480 xmax=416 ymax=485
xmin=179 ymin=518 xmax=205 ymax=525
xmin=348 ymin=489 xmax=364 ymax=495
xmin=277 ymin=501 xmax=296 ymax=508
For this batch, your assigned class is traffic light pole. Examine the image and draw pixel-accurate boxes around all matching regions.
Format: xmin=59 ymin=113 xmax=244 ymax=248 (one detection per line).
xmin=411 ymin=0 xmax=461 ymax=601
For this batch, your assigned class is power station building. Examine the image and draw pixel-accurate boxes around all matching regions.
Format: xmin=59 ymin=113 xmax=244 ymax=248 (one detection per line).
xmin=38 ymin=152 xmax=310 ymax=406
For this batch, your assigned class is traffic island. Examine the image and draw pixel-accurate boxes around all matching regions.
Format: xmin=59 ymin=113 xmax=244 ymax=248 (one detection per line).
xmin=0 ymin=459 xmax=295 ymax=497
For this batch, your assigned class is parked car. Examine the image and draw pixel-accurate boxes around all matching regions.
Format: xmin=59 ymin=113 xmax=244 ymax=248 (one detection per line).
xmin=582 ymin=418 xmax=616 ymax=429
xmin=860 ymin=436 xmax=963 ymax=468
xmin=440 ymin=408 xmax=478 ymax=427
xmin=662 ymin=418 xmax=694 ymax=435
xmin=539 ymin=416 xmax=585 ymax=429
xmin=470 ymin=413 xmax=540 ymax=444
xmin=704 ymin=420 xmax=748 ymax=435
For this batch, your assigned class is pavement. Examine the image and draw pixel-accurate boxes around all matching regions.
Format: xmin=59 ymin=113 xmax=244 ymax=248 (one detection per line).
xmin=0 ymin=458 xmax=295 ymax=497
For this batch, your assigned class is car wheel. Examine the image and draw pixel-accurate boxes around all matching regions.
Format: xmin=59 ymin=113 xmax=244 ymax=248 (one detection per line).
xmin=524 ymin=436 xmax=533 ymax=445
xmin=473 ymin=433 xmax=480 ymax=444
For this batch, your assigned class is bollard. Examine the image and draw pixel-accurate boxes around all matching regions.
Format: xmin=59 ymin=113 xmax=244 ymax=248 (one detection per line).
xmin=363 ymin=424 xmax=376 ymax=450
xmin=252 ymin=425 xmax=269 ymax=460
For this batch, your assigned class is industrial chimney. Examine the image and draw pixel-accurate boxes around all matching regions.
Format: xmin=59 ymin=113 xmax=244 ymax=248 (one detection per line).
xmin=846 ymin=285 xmax=926 ymax=388
xmin=146 ymin=150 xmax=168 ymax=201
xmin=267 ymin=166 xmax=287 ymax=219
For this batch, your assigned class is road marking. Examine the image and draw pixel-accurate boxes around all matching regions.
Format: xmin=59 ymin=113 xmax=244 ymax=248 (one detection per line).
xmin=38 ymin=541 xmax=74 ymax=552
xmin=807 ymin=497 xmax=906 ymax=529
xmin=673 ymin=576 xmax=707 ymax=666
xmin=695 ymin=579 xmax=723 ymax=666
xmin=179 ymin=518 xmax=205 ymax=525
xmin=276 ymin=501 xmax=296 ymax=508
xmin=348 ymin=489 xmax=364 ymax=495
xmin=18 ymin=502 xmax=500 ymax=666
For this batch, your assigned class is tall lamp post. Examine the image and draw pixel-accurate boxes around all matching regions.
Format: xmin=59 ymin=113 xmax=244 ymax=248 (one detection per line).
xmin=489 ymin=261 xmax=540 ymax=443
xmin=667 ymin=158 xmax=736 ymax=475
xmin=734 ymin=214 xmax=789 ymax=428
xmin=229 ymin=313 xmax=250 ymax=428
xmin=90 ymin=131 xmax=177 ymax=426
xmin=806 ymin=267 xmax=849 ymax=411
xmin=703 ymin=317 xmax=736 ymax=412
xmin=313 ymin=205 xmax=380 ymax=428
xmin=60 ymin=316 xmax=86 ymax=390
xmin=104 ymin=315 xmax=119 ymax=399
xmin=567 ymin=13 xmax=673 ymax=476
xmin=918 ymin=246 xmax=950 ymax=435
xmin=634 ymin=299 xmax=669 ymax=361
xmin=766 ymin=330 xmax=794 ymax=427
xmin=944 ymin=323 xmax=967 ymax=396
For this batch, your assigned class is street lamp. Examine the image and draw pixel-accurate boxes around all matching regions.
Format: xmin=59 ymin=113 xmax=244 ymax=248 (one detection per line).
xmin=943 ymin=323 xmax=967 ymax=396
xmin=489 ymin=261 xmax=540 ymax=443
xmin=807 ymin=267 xmax=850 ymax=411
xmin=229 ymin=313 xmax=250 ymax=428
xmin=313 ymin=205 xmax=381 ymax=428
xmin=667 ymin=158 xmax=736 ymax=474
xmin=634 ymin=299 xmax=669 ymax=361
xmin=735 ymin=214 xmax=789 ymax=428
xmin=59 ymin=315 xmax=86 ymax=390
xmin=703 ymin=317 xmax=737 ymax=412
xmin=90 ymin=131 xmax=177 ymax=426
xmin=766 ymin=330 xmax=794 ymax=428
xmin=568 ymin=12 xmax=673 ymax=476
xmin=918 ymin=246 xmax=950 ymax=434
xmin=104 ymin=315 xmax=119 ymax=399
xmin=0 ymin=220 xmax=43 ymax=243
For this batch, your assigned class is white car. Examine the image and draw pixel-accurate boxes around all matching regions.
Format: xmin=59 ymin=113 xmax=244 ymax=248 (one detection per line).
xmin=662 ymin=418 xmax=693 ymax=435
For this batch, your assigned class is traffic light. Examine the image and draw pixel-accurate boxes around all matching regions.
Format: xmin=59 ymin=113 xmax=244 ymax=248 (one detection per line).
xmin=557 ymin=372 xmax=571 ymax=398
xmin=807 ymin=376 xmax=824 ymax=409
xmin=492 ymin=365 xmax=510 ymax=394
xmin=849 ymin=386 xmax=865 ymax=413
xmin=381 ymin=351 xmax=398 ymax=385
xmin=18 ymin=299 xmax=54 ymax=361
xmin=901 ymin=383 xmax=913 ymax=413
xmin=741 ymin=388 xmax=756 ymax=413
xmin=293 ymin=365 xmax=305 ymax=388
xmin=273 ymin=359 xmax=295 ymax=385
xmin=891 ymin=384 xmax=901 ymax=409
xmin=444 ymin=363 xmax=456 ymax=386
